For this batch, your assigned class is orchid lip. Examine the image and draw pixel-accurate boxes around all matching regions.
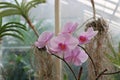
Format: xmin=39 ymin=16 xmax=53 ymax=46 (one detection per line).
xmin=58 ymin=43 xmax=67 ymax=51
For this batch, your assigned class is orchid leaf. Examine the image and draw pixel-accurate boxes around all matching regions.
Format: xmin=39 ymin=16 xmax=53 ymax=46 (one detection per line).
xmin=0 ymin=2 xmax=18 ymax=9
xmin=0 ymin=33 xmax=24 ymax=41
xmin=0 ymin=0 xmax=46 ymax=18
xmin=23 ymin=0 xmax=46 ymax=14
xmin=0 ymin=17 xmax=2 ymax=27
xmin=0 ymin=9 xmax=21 ymax=17
xmin=0 ymin=18 xmax=27 ymax=41
xmin=0 ymin=29 xmax=24 ymax=36
xmin=2 ymin=22 xmax=27 ymax=30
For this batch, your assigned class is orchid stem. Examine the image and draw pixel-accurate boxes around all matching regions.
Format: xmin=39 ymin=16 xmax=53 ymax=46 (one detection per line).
xmin=78 ymin=67 xmax=83 ymax=80
xmin=95 ymin=69 xmax=107 ymax=80
xmin=78 ymin=45 xmax=97 ymax=76
xmin=51 ymin=54 xmax=78 ymax=80
xmin=95 ymin=69 xmax=120 ymax=80
xmin=103 ymin=70 xmax=120 ymax=75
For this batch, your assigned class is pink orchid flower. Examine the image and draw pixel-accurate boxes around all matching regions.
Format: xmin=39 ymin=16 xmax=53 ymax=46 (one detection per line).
xmin=35 ymin=31 xmax=53 ymax=48
xmin=61 ymin=22 xmax=78 ymax=34
xmin=48 ymin=33 xmax=79 ymax=56
xmin=78 ymin=27 xmax=98 ymax=44
xmin=64 ymin=47 xmax=88 ymax=66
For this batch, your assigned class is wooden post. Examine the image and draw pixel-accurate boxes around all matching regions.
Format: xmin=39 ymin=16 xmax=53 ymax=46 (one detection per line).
xmin=55 ymin=0 xmax=62 ymax=80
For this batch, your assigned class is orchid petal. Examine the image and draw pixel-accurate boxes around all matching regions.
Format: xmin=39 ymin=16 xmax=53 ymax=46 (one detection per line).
xmin=64 ymin=47 xmax=88 ymax=66
xmin=78 ymin=27 xmax=98 ymax=44
xmin=62 ymin=22 xmax=78 ymax=34
xmin=35 ymin=31 xmax=53 ymax=48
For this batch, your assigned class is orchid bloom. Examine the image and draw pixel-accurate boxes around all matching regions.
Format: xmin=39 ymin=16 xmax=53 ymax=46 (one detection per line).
xmin=48 ymin=33 xmax=79 ymax=56
xmin=35 ymin=31 xmax=53 ymax=48
xmin=61 ymin=22 xmax=78 ymax=34
xmin=78 ymin=27 xmax=98 ymax=44
xmin=64 ymin=47 xmax=88 ymax=66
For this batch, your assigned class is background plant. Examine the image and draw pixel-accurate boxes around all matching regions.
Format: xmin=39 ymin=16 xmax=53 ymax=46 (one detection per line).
xmin=0 ymin=17 xmax=26 ymax=41
xmin=2 ymin=50 xmax=34 ymax=80
xmin=1 ymin=14 xmax=54 ymax=80
xmin=0 ymin=0 xmax=46 ymax=37
xmin=106 ymin=41 xmax=120 ymax=80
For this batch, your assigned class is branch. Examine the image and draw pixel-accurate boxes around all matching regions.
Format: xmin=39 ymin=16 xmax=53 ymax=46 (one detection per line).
xmin=95 ymin=69 xmax=107 ymax=80
xmin=51 ymin=54 xmax=78 ymax=80
xmin=78 ymin=45 xmax=97 ymax=76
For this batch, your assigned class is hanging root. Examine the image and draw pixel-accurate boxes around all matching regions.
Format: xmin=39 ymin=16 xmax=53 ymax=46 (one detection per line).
xmin=34 ymin=47 xmax=57 ymax=80
xmin=86 ymin=18 xmax=113 ymax=80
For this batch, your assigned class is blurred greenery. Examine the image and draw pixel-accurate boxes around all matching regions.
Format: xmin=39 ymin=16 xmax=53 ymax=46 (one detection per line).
xmin=2 ymin=16 xmax=54 ymax=47
xmin=2 ymin=49 xmax=34 ymax=80
xmin=63 ymin=62 xmax=88 ymax=80
xmin=106 ymin=41 xmax=120 ymax=80
xmin=1 ymin=16 xmax=54 ymax=80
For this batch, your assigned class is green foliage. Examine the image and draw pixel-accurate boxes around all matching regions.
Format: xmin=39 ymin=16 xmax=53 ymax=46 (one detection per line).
xmin=0 ymin=17 xmax=27 ymax=41
xmin=106 ymin=41 xmax=120 ymax=80
xmin=0 ymin=17 xmax=2 ymax=27
xmin=2 ymin=50 xmax=34 ymax=80
xmin=6 ymin=17 xmax=48 ymax=46
xmin=63 ymin=73 xmax=68 ymax=80
xmin=0 ymin=0 xmax=46 ymax=18
xmin=106 ymin=42 xmax=120 ymax=68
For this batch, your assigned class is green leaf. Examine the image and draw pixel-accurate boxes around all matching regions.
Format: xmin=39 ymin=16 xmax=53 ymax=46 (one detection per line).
xmin=107 ymin=41 xmax=117 ymax=57
xmin=0 ymin=6 xmax=15 ymax=9
xmin=63 ymin=73 xmax=68 ymax=80
xmin=0 ymin=2 xmax=18 ymax=9
xmin=106 ymin=52 xmax=120 ymax=69
xmin=119 ymin=42 xmax=120 ymax=52
xmin=106 ymin=53 xmax=114 ymax=62
xmin=0 ymin=9 xmax=21 ymax=17
xmin=114 ymin=64 xmax=120 ymax=69
xmin=3 ymin=22 xmax=27 ymax=30
xmin=16 ymin=55 xmax=22 ymax=62
xmin=14 ymin=0 xmax=20 ymax=7
xmin=0 ymin=17 xmax=2 ymax=27
xmin=1 ymin=29 xmax=24 ymax=36
xmin=0 ymin=26 xmax=25 ymax=35
xmin=25 ymin=0 xmax=46 ymax=12
xmin=0 ymin=33 xmax=24 ymax=41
